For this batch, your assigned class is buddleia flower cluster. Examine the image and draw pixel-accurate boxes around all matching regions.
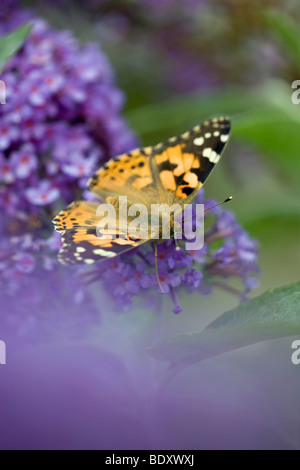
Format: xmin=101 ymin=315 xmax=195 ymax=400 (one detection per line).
xmin=0 ymin=0 xmax=136 ymax=335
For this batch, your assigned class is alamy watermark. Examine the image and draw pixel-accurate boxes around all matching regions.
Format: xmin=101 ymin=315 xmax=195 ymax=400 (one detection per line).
xmin=291 ymin=80 xmax=300 ymax=104
xmin=94 ymin=196 xmax=205 ymax=251
xmin=291 ymin=340 xmax=300 ymax=365
xmin=0 ymin=340 xmax=6 ymax=365
xmin=0 ymin=80 xmax=6 ymax=104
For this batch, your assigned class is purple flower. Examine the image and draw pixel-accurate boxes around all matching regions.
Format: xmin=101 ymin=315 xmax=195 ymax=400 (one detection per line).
xmin=0 ymin=4 xmax=137 ymax=221
xmin=43 ymin=68 xmax=65 ymax=93
xmin=207 ymin=223 xmax=260 ymax=293
xmin=6 ymin=100 xmax=32 ymax=124
xmin=25 ymin=181 xmax=60 ymax=206
xmin=0 ymin=153 xmax=14 ymax=183
xmin=0 ymin=122 xmax=17 ymax=150
xmin=11 ymin=144 xmax=38 ymax=179
xmin=182 ymin=269 xmax=203 ymax=288
xmin=19 ymin=70 xmax=51 ymax=107
xmin=168 ymin=247 xmax=193 ymax=270
xmin=0 ymin=188 xmax=19 ymax=215
xmin=236 ymin=231 xmax=259 ymax=264
xmin=14 ymin=253 xmax=35 ymax=273
xmin=155 ymin=268 xmax=181 ymax=294
xmin=134 ymin=261 xmax=155 ymax=289
xmin=61 ymin=152 xmax=98 ymax=179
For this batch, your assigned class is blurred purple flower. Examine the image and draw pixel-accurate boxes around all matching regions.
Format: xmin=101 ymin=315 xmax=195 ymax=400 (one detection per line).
xmin=168 ymin=247 xmax=193 ymax=270
xmin=61 ymin=152 xmax=98 ymax=179
xmin=25 ymin=180 xmax=60 ymax=206
xmin=0 ymin=1 xmax=137 ymax=217
xmin=0 ymin=0 xmax=137 ymax=336
xmin=11 ymin=144 xmax=38 ymax=179
xmin=0 ymin=153 xmax=14 ymax=183
xmin=182 ymin=269 xmax=203 ymax=289
xmin=157 ymin=269 xmax=181 ymax=294
xmin=0 ymin=122 xmax=17 ymax=150
xmin=14 ymin=252 xmax=35 ymax=273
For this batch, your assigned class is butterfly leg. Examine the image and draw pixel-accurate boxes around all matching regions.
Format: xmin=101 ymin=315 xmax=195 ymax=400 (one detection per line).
xmin=154 ymin=241 xmax=165 ymax=294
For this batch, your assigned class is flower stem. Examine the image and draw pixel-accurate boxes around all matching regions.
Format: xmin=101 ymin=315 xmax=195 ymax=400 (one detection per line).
xmin=213 ymin=280 xmax=246 ymax=299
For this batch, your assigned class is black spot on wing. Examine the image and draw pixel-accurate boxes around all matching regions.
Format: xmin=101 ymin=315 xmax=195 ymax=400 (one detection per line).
xmin=157 ymin=161 xmax=177 ymax=172
xmin=181 ymin=186 xmax=194 ymax=197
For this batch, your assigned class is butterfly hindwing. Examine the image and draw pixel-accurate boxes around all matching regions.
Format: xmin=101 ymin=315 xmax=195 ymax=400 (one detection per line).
xmin=54 ymin=201 xmax=148 ymax=265
xmin=53 ymin=201 xmax=100 ymax=233
xmin=58 ymin=226 xmax=146 ymax=265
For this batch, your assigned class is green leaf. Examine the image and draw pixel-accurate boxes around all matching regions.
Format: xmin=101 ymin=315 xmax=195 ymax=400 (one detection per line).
xmin=265 ymin=9 xmax=300 ymax=73
xmin=150 ymin=282 xmax=300 ymax=366
xmin=0 ymin=23 xmax=32 ymax=73
xmin=125 ymin=86 xmax=260 ymax=142
xmin=233 ymin=80 xmax=300 ymax=185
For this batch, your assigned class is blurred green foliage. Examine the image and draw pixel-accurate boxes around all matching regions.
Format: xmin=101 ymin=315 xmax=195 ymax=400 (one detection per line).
xmin=0 ymin=22 xmax=32 ymax=72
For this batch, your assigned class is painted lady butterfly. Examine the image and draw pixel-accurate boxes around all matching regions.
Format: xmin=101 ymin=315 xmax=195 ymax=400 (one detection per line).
xmin=53 ymin=117 xmax=231 ymax=266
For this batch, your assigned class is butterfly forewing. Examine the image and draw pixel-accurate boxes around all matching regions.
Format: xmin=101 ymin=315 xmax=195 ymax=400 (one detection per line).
xmin=88 ymin=147 xmax=156 ymax=207
xmin=150 ymin=117 xmax=230 ymax=208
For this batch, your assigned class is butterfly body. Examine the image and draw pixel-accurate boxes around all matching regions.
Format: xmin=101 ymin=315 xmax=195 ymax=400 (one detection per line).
xmin=53 ymin=117 xmax=230 ymax=265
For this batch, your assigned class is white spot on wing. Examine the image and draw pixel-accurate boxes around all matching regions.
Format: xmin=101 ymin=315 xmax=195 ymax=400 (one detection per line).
xmin=182 ymin=131 xmax=190 ymax=138
xmin=155 ymin=143 xmax=163 ymax=150
xmin=93 ymin=248 xmax=115 ymax=257
xmin=194 ymin=137 xmax=204 ymax=146
xmin=210 ymin=151 xmax=218 ymax=163
xmin=202 ymin=148 xmax=212 ymax=158
xmin=203 ymin=148 xmax=221 ymax=163
xmin=221 ymin=134 xmax=229 ymax=142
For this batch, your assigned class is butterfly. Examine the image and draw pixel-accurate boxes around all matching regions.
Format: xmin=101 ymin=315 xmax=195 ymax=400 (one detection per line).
xmin=53 ymin=117 xmax=231 ymax=269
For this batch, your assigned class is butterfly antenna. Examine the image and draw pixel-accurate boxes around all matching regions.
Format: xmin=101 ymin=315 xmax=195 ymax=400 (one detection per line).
xmin=154 ymin=242 xmax=165 ymax=294
xmin=182 ymin=196 xmax=233 ymax=223
xmin=174 ymin=238 xmax=181 ymax=251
